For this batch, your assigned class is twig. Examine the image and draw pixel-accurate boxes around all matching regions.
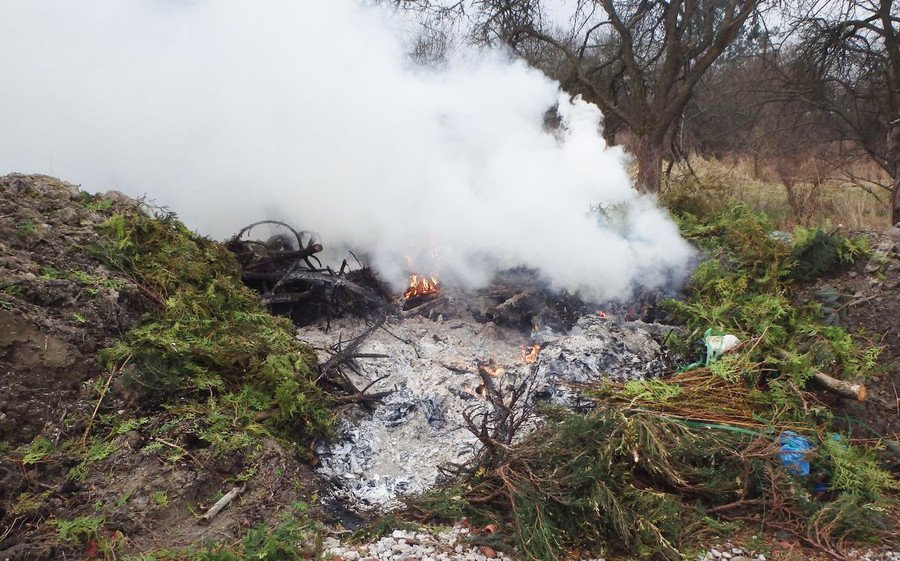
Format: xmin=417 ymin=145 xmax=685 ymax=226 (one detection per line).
xmin=153 ymin=437 xmax=205 ymax=467
xmin=834 ymin=294 xmax=876 ymax=313
xmin=200 ymin=485 xmax=246 ymax=523
xmin=359 ymin=374 xmax=390 ymax=394
xmin=334 ymin=390 xmax=394 ymax=404
xmin=82 ymin=355 xmax=131 ymax=445
xmin=0 ymin=516 xmax=25 ymax=542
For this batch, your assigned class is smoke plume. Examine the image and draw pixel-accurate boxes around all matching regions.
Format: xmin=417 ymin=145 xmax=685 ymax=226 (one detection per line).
xmin=0 ymin=0 xmax=694 ymax=301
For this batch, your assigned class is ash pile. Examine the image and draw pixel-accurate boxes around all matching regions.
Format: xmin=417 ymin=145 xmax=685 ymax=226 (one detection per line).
xmin=228 ymin=223 xmax=679 ymax=514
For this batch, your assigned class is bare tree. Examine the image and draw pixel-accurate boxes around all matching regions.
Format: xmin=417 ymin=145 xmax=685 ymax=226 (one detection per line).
xmin=488 ymin=0 xmax=767 ymax=193
xmin=385 ymin=0 xmax=767 ymax=193
xmin=786 ymin=0 xmax=900 ymax=223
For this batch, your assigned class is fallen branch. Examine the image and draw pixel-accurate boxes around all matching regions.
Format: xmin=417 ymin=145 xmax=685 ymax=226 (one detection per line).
xmin=812 ymin=371 xmax=867 ymax=401
xmin=244 ymin=244 xmax=323 ymax=270
xmin=776 ymin=350 xmax=867 ymax=401
xmin=232 ymin=220 xmax=309 ymax=250
xmin=200 ymin=484 xmax=246 ymax=523
xmin=319 ymin=316 xmax=386 ymax=375
xmin=401 ymin=295 xmax=449 ymax=319
xmin=260 ymin=291 xmax=312 ymax=305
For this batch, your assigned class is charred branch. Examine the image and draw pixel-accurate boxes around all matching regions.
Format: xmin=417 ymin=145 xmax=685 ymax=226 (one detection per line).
xmin=400 ymin=295 xmax=450 ymax=319
xmin=229 ymin=220 xmax=393 ymax=326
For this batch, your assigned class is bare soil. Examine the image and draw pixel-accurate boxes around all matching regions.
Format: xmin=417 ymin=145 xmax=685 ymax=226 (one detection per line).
xmin=0 ymin=174 xmax=895 ymax=560
xmin=0 ymin=175 xmax=145 ymax=445
xmin=0 ymin=175 xmax=326 ymax=560
xmin=796 ymin=225 xmax=899 ymax=444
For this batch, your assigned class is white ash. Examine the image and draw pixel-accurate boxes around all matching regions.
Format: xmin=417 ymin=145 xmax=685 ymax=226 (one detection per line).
xmin=302 ymin=309 xmax=670 ymax=512
xmin=532 ymin=314 xmax=672 ymax=405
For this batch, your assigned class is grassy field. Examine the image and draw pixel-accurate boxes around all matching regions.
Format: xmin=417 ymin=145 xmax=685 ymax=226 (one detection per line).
xmin=662 ymin=156 xmax=892 ymax=231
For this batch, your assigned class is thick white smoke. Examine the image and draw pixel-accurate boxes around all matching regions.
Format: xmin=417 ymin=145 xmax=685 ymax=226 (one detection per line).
xmin=0 ymin=0 xmax=693 ymax=301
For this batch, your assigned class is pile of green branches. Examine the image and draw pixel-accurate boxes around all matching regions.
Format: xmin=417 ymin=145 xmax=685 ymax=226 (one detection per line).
xmin=95 ymin=208 xmax=332 ymax=442
xmin=458 ymin=405 xmax=895 ymax=561
xmin=428 ymin=187 xmax=897 ymax=561
xmin=661 ymin=189 xmax=877 ymax=416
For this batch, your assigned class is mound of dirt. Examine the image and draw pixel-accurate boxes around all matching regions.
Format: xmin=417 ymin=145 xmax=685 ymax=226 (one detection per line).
xmin=0 ymin=175 xmax=326 ymax=560
xmin=0 ymin=174 xmax=145 ymax=444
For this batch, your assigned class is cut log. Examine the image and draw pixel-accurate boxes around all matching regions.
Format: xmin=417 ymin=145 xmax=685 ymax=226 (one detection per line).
xmin=812 ymin=371 xmax=867 ymax=401
xmin=776 ymin=350 xmax=867 ymax=401
xmin=490 ymin=289 xmax=536 ymax=317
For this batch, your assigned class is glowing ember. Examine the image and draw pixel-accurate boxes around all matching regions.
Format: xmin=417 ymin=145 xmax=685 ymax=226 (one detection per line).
xmin=481 ymin=364 xmax=504 ymax=377
xmin=404 ymin=273 xmax=440 ymax=299
xmin=521 ymin=344 xmax=540 ymax=364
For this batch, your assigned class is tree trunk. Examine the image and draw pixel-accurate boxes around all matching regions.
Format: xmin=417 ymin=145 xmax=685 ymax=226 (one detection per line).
xmin=888 ymin=120 xmax=900 ymax=225
xmin=635 ymin=134 xmax=664 ymax=193
xmin=891 ymin=175 xmax=899 ymax=225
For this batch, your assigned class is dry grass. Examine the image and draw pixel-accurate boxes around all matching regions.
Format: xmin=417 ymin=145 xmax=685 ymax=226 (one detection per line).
xmin=661 ymin=155 xmax=892 ymax=231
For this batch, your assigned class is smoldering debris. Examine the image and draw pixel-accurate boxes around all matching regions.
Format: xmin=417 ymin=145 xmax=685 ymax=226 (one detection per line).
xmin=1 ymin=0 xmax=695 ymax=303
xmin=302 ymin=307 xmax=674 ymax=513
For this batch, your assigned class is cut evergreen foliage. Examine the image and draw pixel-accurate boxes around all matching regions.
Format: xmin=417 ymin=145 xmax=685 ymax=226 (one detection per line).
xmin=661 ymin=194 xmax=877 ymax=412
xmin=430 ymin=187 xmax=896 ymax=561
xmin=95 ymin=208 xmax=332 ymax=443
xmin=454 ymin=403 xmax=896 ymax=561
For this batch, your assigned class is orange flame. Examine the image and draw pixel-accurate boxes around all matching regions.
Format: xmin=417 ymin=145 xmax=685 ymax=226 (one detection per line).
xmin=482 ymin=364 xmax=505 ymax=377
xmin=404 ymin=274 xmax=440 ymax=299
xmin=521 ymin=344 xmax=540 ymax=364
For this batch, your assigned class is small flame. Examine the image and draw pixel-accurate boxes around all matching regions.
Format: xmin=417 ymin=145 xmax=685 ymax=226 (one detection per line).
xmin=404 ymin=273 xmax=440 ymax=299
xmin=521 ymin=344 xmax=540 ymax=364
xmin=482 ymin=364 xmax=505 ymax=377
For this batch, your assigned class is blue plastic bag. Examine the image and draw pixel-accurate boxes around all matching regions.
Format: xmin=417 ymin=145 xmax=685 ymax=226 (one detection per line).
xmin=778 ymin=431 xmax=813 ymax=477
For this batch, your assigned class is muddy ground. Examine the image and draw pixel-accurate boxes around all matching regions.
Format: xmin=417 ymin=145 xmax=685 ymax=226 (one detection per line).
xmin=797 ymin=225 xmax=900 ymax=445
xmin=0 ymin=175 xmax=326 ymax=560
xmin=0 ymin=174 xmax=896 ymax=560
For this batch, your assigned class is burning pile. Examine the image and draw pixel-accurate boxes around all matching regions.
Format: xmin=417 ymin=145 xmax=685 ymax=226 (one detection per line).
xmin=225 ymin=223 xmax=677 ymax=514
xmin=403 ymin=273 xmax=440 ymax=299
xmin=521 ymin=344 xmax=540 ymax=364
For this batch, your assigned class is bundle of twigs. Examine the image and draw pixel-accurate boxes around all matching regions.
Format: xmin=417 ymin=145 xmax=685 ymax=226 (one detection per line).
xmin=579 ymin=368 xmax=798 ymax=431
